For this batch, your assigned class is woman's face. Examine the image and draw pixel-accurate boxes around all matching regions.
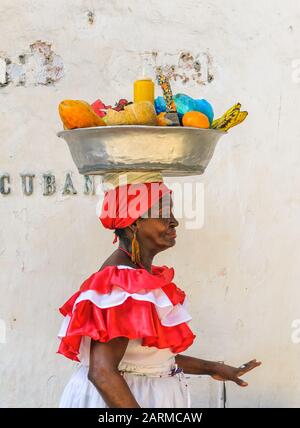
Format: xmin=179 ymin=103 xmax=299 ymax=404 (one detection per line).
xmin=135 ymin=193 xmax=179 ymax=253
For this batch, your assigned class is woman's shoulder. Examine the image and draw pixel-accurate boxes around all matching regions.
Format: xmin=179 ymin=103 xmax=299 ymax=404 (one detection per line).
xmin=98 ymin=251 xmax=138 ymax=272
xmin=98 ymin=262 xmax=137 ymax=272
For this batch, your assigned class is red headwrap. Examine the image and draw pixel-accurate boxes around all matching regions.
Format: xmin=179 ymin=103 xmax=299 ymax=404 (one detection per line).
xmin=99 ymin=181 xmax=172 ymax=242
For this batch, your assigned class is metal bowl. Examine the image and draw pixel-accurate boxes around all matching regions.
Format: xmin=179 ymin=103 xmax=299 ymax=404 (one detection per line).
xmin=57 ymin=125 xmax=226 ymax=177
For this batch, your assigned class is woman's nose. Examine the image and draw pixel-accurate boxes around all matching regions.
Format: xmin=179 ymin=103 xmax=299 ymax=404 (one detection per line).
xmin=170 ymin=212 xmax=179 ymax=227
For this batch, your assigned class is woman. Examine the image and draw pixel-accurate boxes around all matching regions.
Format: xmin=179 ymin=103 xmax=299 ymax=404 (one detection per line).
xmin=57 ymin=172 xmax=261 ymax=408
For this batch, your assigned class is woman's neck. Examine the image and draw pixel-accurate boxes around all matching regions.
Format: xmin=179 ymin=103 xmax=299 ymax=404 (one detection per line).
xmin=118 ymin=242 xmax=155 ymax=272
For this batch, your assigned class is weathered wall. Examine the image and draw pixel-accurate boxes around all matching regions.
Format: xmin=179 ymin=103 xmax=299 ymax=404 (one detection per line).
xmin=1 ymin=0 xmax=299 ymax=407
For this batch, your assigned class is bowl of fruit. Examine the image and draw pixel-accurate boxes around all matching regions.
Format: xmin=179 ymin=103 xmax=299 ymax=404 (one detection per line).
xmin=57 ymin=75 xmax=247 ymax=177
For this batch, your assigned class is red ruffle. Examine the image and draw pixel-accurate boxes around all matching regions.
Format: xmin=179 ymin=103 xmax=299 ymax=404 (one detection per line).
xmin=57 ymin=265 xmax=196 ymax=361
xmin=58 ymin=297 xmax=195 ymax=361
xmin=59 ymin=265 xmax=184 ymax=317
xmin=78 ymin=264 xmax=175 ymax=294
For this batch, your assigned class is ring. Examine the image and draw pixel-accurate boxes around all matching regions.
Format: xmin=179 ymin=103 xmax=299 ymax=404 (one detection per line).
xmin=239 ymin=364 xmax=246 ymax=369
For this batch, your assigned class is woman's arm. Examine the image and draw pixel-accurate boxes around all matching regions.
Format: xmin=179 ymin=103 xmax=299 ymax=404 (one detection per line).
xmin=88 ymin=337 xmax=140 ymax=408
xmin=175 ymin=354 xmax=261 ymax=387
xmin=175 ymin=354 xmax=218 ymax=375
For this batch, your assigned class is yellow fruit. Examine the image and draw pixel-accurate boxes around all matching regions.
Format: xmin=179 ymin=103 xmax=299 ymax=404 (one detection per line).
xmin=212 ymin=103 xmax=248 ymax=131
xmin=104 ymin=101 xmax=158 ymax=126
xmin=58 ymin=100 xmax=106 ymax=129
xmin=104 ymin=109 xmax=128 ymax=125
xmin=126 ymin=101 xmax=158 ymax=125
xmin=182 ymin=111 xmax=210 ymax=128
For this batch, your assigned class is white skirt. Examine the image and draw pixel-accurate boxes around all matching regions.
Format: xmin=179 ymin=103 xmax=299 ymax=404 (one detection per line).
xmin=59 ymin=339 xmax=191 ymax=408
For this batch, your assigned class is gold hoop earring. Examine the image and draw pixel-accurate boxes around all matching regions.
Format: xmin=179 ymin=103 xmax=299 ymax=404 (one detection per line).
xmin=131 ymin=230 xmax=141 ymax=265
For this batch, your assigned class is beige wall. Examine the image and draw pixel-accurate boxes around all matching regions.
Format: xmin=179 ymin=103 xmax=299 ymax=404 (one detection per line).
xmin=1 ymin=0 xmax=299 ymax=407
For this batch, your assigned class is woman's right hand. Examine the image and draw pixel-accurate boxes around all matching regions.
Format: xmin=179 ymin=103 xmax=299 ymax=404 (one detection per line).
xmin=211 ymin=359 xmax=262 ymax=387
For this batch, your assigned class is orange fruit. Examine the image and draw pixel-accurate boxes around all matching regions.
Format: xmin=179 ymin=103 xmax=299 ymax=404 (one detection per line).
xmin=182 ymin=111 xmax=210 ymax=128
xmin=58 ymin=100 xmax=106 ymax=129
xmin=157 ymin=112 xmax=167 ymax=126
xmin=156 ymin=112 xmax=173 ymax=126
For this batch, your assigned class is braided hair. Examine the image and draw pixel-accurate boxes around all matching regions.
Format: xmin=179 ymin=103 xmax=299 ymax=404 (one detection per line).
xmin=114 ymin=228 xmax=131 ymax=247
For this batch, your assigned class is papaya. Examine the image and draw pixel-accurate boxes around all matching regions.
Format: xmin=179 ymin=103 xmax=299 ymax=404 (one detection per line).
xmin=58 ymin=100 xmax=106 ymax=129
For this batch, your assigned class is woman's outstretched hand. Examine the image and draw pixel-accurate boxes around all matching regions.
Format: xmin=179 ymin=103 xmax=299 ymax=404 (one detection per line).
xmin=211 ymin=359 xmax=262 ymax=387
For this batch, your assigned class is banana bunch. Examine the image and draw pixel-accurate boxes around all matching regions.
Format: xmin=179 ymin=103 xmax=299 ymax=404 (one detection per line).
xmin=212 ymin=103 xmax=248 ymax=132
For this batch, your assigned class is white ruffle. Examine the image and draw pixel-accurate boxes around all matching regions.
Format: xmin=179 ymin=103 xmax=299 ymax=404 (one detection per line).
xmin=58 ymin=315 xmax=71 ymax=339
xmin=74 ymin=287 xmax=171 ymax=310
xmin=58 ymin=287 xmax=192 ymax=341
xmin=58 ymin=265 xmax=192 ymax=339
